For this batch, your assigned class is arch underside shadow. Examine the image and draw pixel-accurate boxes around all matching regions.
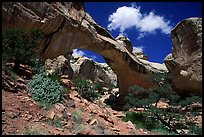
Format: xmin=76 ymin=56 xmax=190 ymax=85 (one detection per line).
xmin=2 ymin=2 xmax=159 ymax=95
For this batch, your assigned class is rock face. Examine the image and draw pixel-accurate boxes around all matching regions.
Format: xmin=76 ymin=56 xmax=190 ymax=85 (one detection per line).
xmin=133 ymin=52 xmax=148 ymax=60
xmin=164 ymin=17 xmax=202 ymax=96
xmin=115 ymin=36 xmax=133 ymax=53
xmin=2 ymin=2 xmax=168 ymax=95
xmin=45 ymin=55 xmax=74 ymax=78
xmin=70 ymin=55 xmax=117 ymax=86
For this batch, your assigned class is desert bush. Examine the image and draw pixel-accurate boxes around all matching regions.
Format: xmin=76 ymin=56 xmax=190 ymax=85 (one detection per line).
xmin=24 ymin=126 xmax=48 ymax=135
xmin=71 ymin=109 xmax=83 ymax=124
xmin=26 ymin=73 xmax=64 ymax=107
xmin=30 ymin=58 xmax=46 ymax=74
xmin=45 ymin=116 xmax=63 ymax=129
xmin=94 ymin=82 xmax=104 ymax=93
xmin=73 ymin=76 xmax=100 ymax=102
xmin=2 ymin=28 xmax=44 ymax=70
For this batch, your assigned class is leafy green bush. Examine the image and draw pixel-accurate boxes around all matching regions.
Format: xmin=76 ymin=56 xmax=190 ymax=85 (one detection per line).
xmin=73 ymin=76 xmax=100 ymax=102
xmin=30 ymin=58 xmax=46 ymax=74
xmin=2 ymin=28 xmax=44 ymax=70
xmin=26 ymin=73 xmax=64 ymax=106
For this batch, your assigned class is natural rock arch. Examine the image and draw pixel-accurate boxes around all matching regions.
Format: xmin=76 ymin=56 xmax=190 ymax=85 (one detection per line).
xmin=2 ymin=2 xmax=167 ymax=95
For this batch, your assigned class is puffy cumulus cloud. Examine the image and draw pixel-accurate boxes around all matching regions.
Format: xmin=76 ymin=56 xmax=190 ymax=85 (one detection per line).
xmin=107 ymin=6 xmax=142 ymax=34
xmin=72 ymin=49 xmax=85 ymax=57
xmin=107 ymin=4 xmax=172 ymax=39
xmin=138 ymin=11 xmax=172 ymax=34
xmin=133 ymin=46 xmax=144 ymax=53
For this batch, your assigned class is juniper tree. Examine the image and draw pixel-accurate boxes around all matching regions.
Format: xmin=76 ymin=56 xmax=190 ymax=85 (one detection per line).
xmin=2 ymin=28 xmax=44 ymax=70
xmin=124 ymin=72 xmax=202 ymax=135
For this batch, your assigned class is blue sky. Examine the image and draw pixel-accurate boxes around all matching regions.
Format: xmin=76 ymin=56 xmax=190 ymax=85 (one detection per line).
xmin=72 ymin=2 xmax=202 ymax=63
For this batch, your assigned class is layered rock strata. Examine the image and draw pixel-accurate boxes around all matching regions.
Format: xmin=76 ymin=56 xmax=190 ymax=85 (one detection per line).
xmin=2 ymin=2 xmax=168 ymax=94
xmin=164 ymin=17 xmax=202 ymax=96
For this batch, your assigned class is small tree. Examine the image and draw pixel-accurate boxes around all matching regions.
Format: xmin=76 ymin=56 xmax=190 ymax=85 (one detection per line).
xmin=73 ymin=76 xmax=100 ymax=102
xmin=2 ymin=28 xmax=44 ymax=70
xmin=124 ymin=72 xmax=202 ymax=135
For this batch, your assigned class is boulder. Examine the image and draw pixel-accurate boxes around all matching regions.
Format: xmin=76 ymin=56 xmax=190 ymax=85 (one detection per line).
xmin=70 ymin=55 xmax=117 ymax=86
xmin=45 ymin=55 xmax=74 ymax=78
xmin=133 ymin=52 xmax=148 ymax=60
xmin=164 ymin=17 xmax=202 ymax=96
xmin=116 ymin=36 xmax=133 ymax=53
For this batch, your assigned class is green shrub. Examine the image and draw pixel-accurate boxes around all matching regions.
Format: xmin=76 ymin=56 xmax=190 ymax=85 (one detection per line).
xmin=30 ymin=58 xmax=46 ymax=74
xmin=71 ymin=109 xmax=83 ymax=124
xmin=73 ymin=76 xmax=100 ymax=102
xmin=107 ymin=83 xmax=115 ymax=92
xmin=48 ymin=74 xmax=64 ymax=86
xmin=94 ymin=82 xmax=104 ymax=93
xmin=45 ymin=117 xmax=63 ymax=129
xmin=2 ymin=28 xmax=44 ymax=70
xmin=124 ymin=72 xmax=202 ymax=135
xmin=26 ymin=73 xmax=64 ymax=106
xmin=122 ymin=111 xmax=161 ymax=131
xmin=24 ymin=126 xmax=48 ymax=135
xmin=189 ymin=125 xmax=202 ymax=135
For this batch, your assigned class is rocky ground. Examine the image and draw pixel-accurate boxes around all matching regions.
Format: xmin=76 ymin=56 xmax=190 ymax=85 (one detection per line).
xmin=2 ymin=68 xmax=162 ymax=135
xmin=2 ymin=65 xmax=202 ymax=135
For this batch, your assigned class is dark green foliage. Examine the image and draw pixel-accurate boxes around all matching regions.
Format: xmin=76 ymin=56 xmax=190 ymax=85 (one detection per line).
xmin=179 ymin=95 xmax=202 ymax=107
xmin=122 ymin=111 xmax=166 ymax=131
xmin=26 ymin=73 xmax=64 ymax=106
xmin=73 ymin=76 xmax=100 ymax=102
xmin=48 ymin=74 xmax=64 ymax=86
xmin=30 ymin=58 xmax=46 ymax=74
xmin=71 ymin=109 xmax=83 ymax=124
xmin=45 ymin=117 xmax=63 ymax=129
xmin=2 ymin=28 xmax=44 ymax=70
xmin=3 ymin=67 xmax=18 ymax=81
xmin=94 ymin=82 xmax=104 ymax=94
xmin=124 ymin=72 xmax=202 ymax=135
xmin=189 ymin=125 xmax=202 ymax=135
xmin=107 ymin=83 xmax=115 ymax=92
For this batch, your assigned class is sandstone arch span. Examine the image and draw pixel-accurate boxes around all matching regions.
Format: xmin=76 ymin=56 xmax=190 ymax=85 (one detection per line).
xmin=2 ymin=2 xmax=167 ymax=95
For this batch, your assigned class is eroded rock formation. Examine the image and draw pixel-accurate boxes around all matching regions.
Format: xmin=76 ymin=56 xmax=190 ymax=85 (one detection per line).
xmin=164 ymin=17 xmax=202 ymax=96
xmin=133 ymin=52 xmax=148 ymax=60
xmin=2 ymin=2 xmax=168 ymax=94
xmin=70 ymin=55 xmax=117 ymax=86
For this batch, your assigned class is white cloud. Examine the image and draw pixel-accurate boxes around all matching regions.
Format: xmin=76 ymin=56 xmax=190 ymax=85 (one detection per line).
xmin=107 ymin=4 xmax=173 ymax=39
xmin=138 ymin=11 xmax=172 ymax=34
xmin=133 ymin=46 xmax=144 ymax=53
xmin=107 ymin=6 xmax=142 ymax=34
xmin=72 ymin=49 xmax=98 ymax=62
xmin=137 ymin=33 xmax=145 ymax=40
xmin=72 ymin=49 xmax=85 ymax=57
